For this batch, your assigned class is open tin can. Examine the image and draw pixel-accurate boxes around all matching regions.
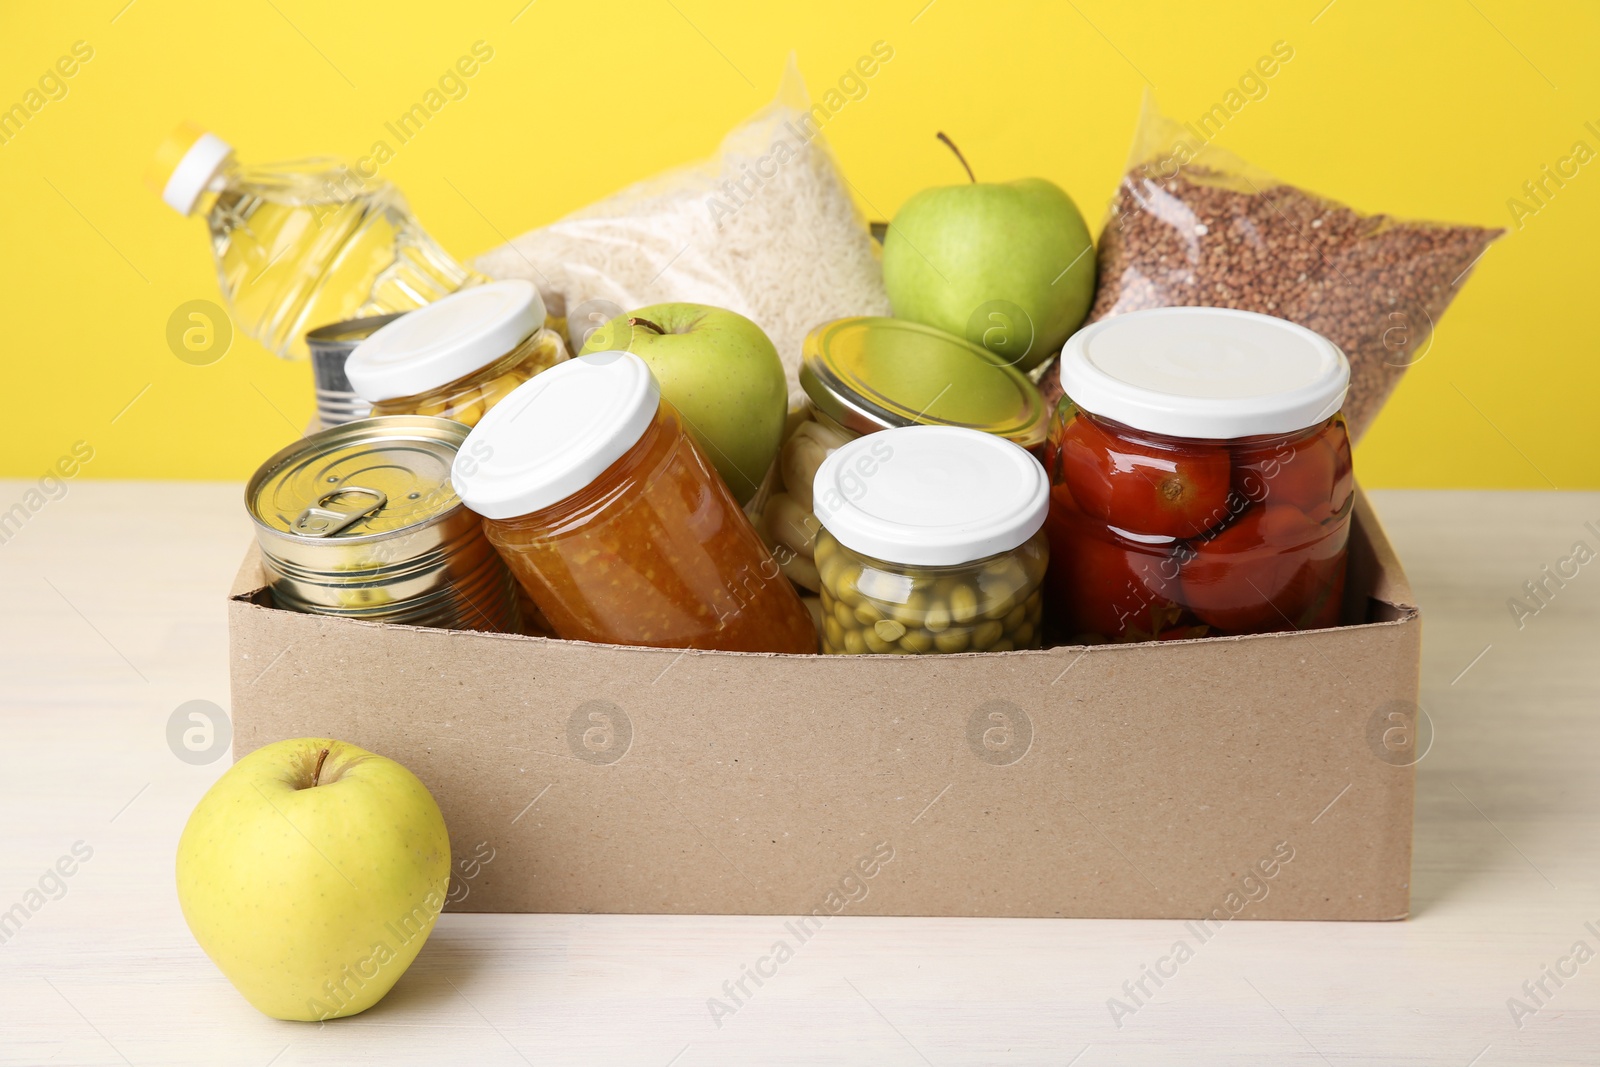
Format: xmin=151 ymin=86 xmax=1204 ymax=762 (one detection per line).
xmin=246 ymin=415 xmax=523 ymax=632
xmin=305 ymin=313 xmax=405 ymax=429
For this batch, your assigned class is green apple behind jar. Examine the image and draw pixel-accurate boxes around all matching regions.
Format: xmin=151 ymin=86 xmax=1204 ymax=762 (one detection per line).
xmin=175 ymin=738 xmax=450 ymax=1021
xmin=882 ymin=134 xmax=1095 ymax=372
xmin=579 ymin=303 xmax=787 ymax=504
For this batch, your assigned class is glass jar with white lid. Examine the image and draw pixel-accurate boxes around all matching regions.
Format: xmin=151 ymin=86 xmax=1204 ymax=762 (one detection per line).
xmin=345 ymin=279 xmax=567 ymax=428
xmin=1043 ymin=306 xmax=1353 ymax=643
xmin=812 ymin=425 xmax=1050 ymax=655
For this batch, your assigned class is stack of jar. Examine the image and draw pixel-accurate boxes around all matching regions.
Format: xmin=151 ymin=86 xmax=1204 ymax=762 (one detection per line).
xmin=762 ymin=317 xmax=1050 ymax=593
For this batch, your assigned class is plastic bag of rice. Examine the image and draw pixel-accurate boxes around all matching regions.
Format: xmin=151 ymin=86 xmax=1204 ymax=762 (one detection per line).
xmin=474 ymin=60 xmax=889 ymax=401
xmin=1038 ymin=95 xmax=1503 ymax=440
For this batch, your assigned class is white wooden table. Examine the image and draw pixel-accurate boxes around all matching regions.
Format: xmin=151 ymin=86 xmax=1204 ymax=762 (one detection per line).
xmin=1 ymin=483 xmax=1595 ymax=1066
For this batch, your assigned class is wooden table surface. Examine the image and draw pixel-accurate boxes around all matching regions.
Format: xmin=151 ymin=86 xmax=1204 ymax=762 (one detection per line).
xmin=1 ymin=482 xmax=1596 ymax=1066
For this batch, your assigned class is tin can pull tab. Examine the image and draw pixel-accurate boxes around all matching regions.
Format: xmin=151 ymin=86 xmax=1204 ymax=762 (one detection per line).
xmin=293 ymin=486 xmax=388 ymax=537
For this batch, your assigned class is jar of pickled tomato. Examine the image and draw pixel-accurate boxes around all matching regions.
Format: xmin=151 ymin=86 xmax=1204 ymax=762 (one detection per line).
xmin=812 ymin=426 xmax=1050 ymax=655
xmin=346 ymin=280 xmax=567 ymax=428
xmin=451 ymin=351 xmax=817 ymax=653
xmin=767 ymin=317 xmax=1048 ymax=594
xmin=1043 ymin=307 xmax=1353 ymax=643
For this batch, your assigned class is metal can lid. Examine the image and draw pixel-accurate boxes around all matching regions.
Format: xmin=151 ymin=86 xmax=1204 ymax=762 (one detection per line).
xmin=799 ymin=318 xmax=1049 ymax=447
xmin=246 ymin=416 xmax=469 ymax=541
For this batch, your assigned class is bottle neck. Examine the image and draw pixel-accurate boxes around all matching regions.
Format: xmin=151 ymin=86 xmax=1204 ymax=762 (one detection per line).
xmin=190 ymin=159 xmax=238 ymax=219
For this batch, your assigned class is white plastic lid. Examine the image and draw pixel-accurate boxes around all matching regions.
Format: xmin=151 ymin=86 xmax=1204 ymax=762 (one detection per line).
xmin=346 ymin=280 xmax=545 ymax=402
xmin=162 ymin=132 xmax=234 ymax=215
xmin=1058 ymin=307 xmax=1350 ymax=439
xmin=452 ymin=351 xmax=660 ymax=520
xmin=812 ymin=426 xmax=1049 ymax=567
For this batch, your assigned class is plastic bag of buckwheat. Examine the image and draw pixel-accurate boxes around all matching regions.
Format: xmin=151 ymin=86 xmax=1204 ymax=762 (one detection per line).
xmin=1038 ymin=95 xmax=1503 ymax=440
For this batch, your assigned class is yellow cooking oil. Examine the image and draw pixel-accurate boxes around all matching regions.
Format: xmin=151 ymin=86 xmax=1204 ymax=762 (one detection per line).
xmin=151 ymin=124 xmax=486 ymax=360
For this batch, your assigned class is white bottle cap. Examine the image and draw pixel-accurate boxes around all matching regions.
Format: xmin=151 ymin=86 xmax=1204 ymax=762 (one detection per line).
xmin=1058 ymin=307 xmax=1350 ymax=439
xmin=161 ymin=132 xmax=234 ymax=215
xmin=812 ymin=425 xmax=1049 ymax=567
xmin=453 ymin=351 xmax=661 ymax=520
xmin=346 ymin=280 xmax=546 ymax=402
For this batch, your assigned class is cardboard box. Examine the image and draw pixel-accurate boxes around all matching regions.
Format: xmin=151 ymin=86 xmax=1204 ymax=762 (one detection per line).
xmin=229 ymin=489 xmax=1418 ymax=920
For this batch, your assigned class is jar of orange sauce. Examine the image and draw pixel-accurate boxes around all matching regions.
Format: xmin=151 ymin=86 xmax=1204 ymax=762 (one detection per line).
xmin=451 ymin=351 xmax=817 ymax=653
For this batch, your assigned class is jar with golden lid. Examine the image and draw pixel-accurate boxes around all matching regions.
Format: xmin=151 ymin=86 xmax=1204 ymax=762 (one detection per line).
xmin=766 ymin=317 xmax=1048 ymax=593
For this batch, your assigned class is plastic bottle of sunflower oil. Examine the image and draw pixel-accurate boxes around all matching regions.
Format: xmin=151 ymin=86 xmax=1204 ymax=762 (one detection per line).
xmin=148 ymin=122 xmax=486 ymax=360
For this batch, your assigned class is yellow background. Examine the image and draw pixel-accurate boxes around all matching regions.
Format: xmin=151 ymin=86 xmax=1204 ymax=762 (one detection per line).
xmin=1 ymin=0 xmax=1594 ymax=486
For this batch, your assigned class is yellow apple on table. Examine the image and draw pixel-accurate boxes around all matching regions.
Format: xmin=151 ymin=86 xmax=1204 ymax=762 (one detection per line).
xmin=176 ymin=737 xmax=450 ymax=1021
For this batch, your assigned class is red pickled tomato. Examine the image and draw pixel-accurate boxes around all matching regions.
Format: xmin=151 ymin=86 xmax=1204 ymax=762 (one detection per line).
xmin=1045 ymin=484 xmax=1185 ymax=641
xmin=1059 ymin=415 xmax=1232 ymax=538
xmin=1233 ymin=423 xmax=1353 ymax=523
xmin=1180 ymin=504 xmax=1339 ymax=633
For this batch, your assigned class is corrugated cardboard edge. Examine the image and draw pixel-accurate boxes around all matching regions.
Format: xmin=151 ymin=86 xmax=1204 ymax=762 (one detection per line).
xmin=228 ymin=489 xmax=1417 ymax=921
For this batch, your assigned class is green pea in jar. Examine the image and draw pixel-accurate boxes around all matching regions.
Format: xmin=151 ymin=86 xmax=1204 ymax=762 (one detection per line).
xmin=812 ymin=425 xmax=1049 ymax=655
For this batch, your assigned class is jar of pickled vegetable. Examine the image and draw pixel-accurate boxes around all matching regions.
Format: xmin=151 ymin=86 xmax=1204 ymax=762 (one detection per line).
xmin=811 ymin=426 xmax=1049 ymax=655
xmin=1043 ymin=307 xmax=1353 ymax=643
xmin=451 ymin=351 xmax=817 ymax=653
xmin=766 ymin=317 xmax=1049 ymax=594
xmin=346 ymin=279 xmax=567 ymax=428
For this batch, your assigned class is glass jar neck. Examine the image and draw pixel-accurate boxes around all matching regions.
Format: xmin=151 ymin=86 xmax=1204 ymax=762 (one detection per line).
xmin=1071 ymin=402 xmax=1336 ymax=450
xmin=826 ymin=527 xmax=1045 ymax=576
xmin=810 ymin=407 xmax=861 ymax=441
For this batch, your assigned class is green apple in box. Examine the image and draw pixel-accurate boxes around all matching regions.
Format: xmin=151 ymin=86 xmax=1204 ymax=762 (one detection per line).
xmin=883 ymin=133 xmax=1095 ymax=371
xmin=176 ymin=738 xmax=450 ymax=1021
xmin=580 ymin=303 xmax=787 ymax=504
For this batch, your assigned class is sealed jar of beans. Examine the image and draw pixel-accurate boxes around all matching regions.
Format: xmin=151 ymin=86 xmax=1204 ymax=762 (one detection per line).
xmin=451 ymin=351 xmax=817 ymax=654
xmin=812 ymin=426 xmax=1049 ymax=655
xmin=346 ymin=279 xmax=567 ymax=428
xmin=1043 ymin=307 xmax=1353 ymax=643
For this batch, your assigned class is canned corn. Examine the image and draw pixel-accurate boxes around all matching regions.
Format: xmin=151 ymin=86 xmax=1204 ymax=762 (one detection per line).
xmin=245 ymin=415 xmax=522 ymax=632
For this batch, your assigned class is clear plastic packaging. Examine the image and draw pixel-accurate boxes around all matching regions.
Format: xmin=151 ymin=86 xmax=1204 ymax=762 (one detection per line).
xmin=473 ymin=61 xmax=890 ymax=397
xmin=1040 ymin=95 xmax=1504 ymax=440
xmin=149 ymin=124 xmax=484 ymax=361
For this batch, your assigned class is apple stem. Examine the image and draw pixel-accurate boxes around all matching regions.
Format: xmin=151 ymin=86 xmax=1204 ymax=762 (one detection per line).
xmin=312 ymin=747 xmax=330 ymax=788
xmin=936 ymin=131 xmax=976 ymax=183
xmin=628 ymin=317 xmax=666 ymax=336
